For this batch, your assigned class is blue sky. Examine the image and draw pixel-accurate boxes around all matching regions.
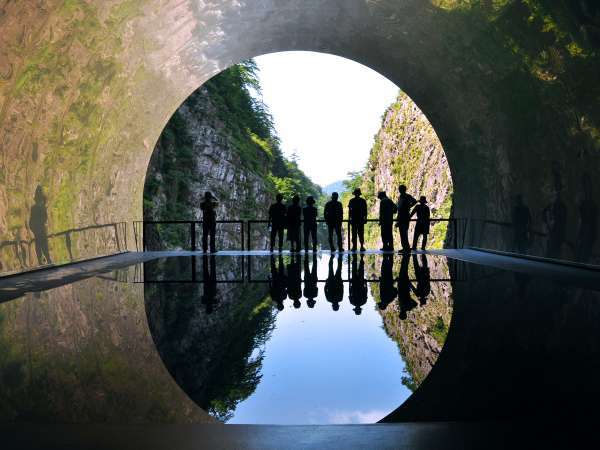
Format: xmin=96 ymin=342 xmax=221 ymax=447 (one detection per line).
xmin=228 ymin=255 xmax=411 ymax=425
xmin=255 ymin=52 xmax=399 ymax=187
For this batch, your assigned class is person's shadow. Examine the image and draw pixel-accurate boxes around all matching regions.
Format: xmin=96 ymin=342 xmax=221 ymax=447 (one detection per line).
xmin=378 ymin=254 xmax=397 ymax=311
xmin=303 ymin=253 xmax=319 ymax=309
xmin=398 ymin=254 xmax=418 ymax=320
xmin=201 ymin=255 xmax=219 ymax=314
xmin=287 ymin=253 xmax=302 ymax=309
xmin=29 ymin=185 xmax=52 ymax=265
xmin=325 ymin=254 xmax=344 ymax=311
xmin=270 ymin=255 xmax=287 ymax=311
xmin=412 ymin=254 xmax=431 ymax=306
xmin=349 ymin=253 xmax=368 ymax=315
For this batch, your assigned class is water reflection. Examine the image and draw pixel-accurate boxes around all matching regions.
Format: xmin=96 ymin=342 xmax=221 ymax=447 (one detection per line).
xmin=142 ymin=254 xmax=456 ymax=424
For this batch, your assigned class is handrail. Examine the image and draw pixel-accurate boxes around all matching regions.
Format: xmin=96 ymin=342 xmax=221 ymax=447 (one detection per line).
xmin=137 ymin=220 xmax=245 ymax=252
xmin=136 ymin=217 xmax=460 ymax=252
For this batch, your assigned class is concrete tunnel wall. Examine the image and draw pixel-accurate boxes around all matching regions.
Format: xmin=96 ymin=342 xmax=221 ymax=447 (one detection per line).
xmin=1 ymin=0 xmax=599 ymax=274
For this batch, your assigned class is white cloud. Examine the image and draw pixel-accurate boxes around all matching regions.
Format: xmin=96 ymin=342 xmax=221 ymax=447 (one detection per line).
xmin=326 ymin=409 xmax=388 ymax=424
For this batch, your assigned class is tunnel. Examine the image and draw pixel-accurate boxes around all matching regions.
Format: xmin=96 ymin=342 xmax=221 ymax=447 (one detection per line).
xmin=1 ymin=1 xmax=600 ymax=448
xmin=2 ymin=0 xmax=599 ymax=273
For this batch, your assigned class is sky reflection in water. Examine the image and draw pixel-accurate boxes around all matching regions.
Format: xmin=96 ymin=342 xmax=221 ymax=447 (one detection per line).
xmin=144 ymin=254 xmax=454 ymax=425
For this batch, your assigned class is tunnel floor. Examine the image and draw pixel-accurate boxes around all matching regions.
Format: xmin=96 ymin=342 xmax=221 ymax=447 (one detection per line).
xmin=0 ymin=249 xmax=599 ymax=446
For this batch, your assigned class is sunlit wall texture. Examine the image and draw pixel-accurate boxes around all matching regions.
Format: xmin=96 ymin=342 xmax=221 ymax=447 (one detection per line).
xmin=1 ymin=1 xmax=599 ymax=274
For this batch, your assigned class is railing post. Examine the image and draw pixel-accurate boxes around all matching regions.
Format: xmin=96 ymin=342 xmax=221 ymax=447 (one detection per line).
xmin=241 ymin=221 xmax=245 ymax=251
xmin=454 ymin=218 xmax=458 ymax=249
xmin=347 ymin=220 xmax=351 ymax=251
xmin=191 ymin=221 xmax=196 ymax=252
xmin=247 ymin=221 xmax=252 ymax=252
xmin=142 ymin=222 xmax=147 ymax=252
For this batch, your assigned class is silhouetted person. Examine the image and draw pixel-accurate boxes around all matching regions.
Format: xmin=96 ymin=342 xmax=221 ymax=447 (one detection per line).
xmin=397 ymin=254 xmax=418 ymax=320
xmin=512 ymin=194 xmax=532 ymax=254
xmin=303 ymin=196 xmax=318 ymax=252
xmin=29 ymin=185 xmax=52 ymax=265
xmin=287 ymin=253 xmax=302 ymax=309
xmin=324 ymin=192 xmax=344 ymax=252
xmin=269 ymin=255 xmax=287 ymax=311
xmin=348 ymin=188 xmax=368 ymax=252
xmin=378 ymin=254 xmax=397 ymax=310
xmin=396 ymin=185 xmax=417 ymax=253
xmin=543 ymin=191 xmax=567 ymax=258
xmin=378 ymin=191 xmax=397 ymax=251
xmin=349 ymin=253 xmax=368 ymax=315
xmin=576 ymin=174 xmax=598 ymax=262
xmin=268 ymin=193 xmax=287 ymax=252
xmin=412 ymin=254 xmax=430 ymax=306
xmin=411 ymin=196 xmax=430 ymax=250
xmin=303 ymin=253 xmax=319 ymax=308
xmin=201 ymin=255 xmax=219 ymax=314
xmin=325 ymin=254 xmax=344 ymax=311
xmin=287 ymin=195 xmax=302 ymax=252
xmin=200 ymin=191 xmax=218 ymax=253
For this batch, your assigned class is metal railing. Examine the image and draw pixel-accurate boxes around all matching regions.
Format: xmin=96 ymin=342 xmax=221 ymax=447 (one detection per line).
xmin=134 ymin=220 xmax=245 ymax=252
xmin=248 ymin=218 xmax=462 ymax=251
xmin=0 ymin=222 xmax=128 ymax=276
xmin=133 ymin=218 xmax=463 ymax=252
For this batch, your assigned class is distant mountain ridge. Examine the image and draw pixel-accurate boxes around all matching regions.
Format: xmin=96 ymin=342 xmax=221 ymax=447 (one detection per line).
xmin=323 ymin=180 xmax=346 ymax=195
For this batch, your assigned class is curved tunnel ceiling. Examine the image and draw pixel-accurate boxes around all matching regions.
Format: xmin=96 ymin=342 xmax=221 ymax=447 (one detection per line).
xmin=1 ymin=1 xmax=599 ymax=265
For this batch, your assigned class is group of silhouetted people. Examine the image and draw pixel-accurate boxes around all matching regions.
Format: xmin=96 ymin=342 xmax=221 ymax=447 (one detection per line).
xmin=200 ymin=185 xmax=431 ymax=254
xmin=267 ymin=184 xmax=431 ymax=254
xmin=377 ymin=185 xmax=430 ymax=253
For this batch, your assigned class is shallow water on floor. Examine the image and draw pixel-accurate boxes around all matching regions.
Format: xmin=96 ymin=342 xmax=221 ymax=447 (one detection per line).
xmin=0 ymin=253 xmax=457 ymax=425
xmin=143 ymin=253 xmax=455 ymax=424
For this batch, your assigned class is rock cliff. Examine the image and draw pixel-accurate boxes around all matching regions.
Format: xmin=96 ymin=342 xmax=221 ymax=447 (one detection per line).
xmin=143 ymin=62 xmax=320 ymax=250
xmin=360 ymin=91 xmax=454 ymax=249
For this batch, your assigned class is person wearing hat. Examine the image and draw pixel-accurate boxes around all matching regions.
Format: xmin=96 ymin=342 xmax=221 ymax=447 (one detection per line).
xmin=200 ymin=191 xmax=219 ymax=253
xmin=348 ymin=188 xmax=368 ymax=252
xmin=410 ymin=195 xmax=431 ymax=250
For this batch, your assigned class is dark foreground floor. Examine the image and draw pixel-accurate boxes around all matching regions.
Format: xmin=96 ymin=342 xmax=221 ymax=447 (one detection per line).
xmin=3 ymin=422 xmax=598 ymax=450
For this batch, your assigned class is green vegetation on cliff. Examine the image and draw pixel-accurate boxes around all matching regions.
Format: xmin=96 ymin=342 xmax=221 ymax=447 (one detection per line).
xmin=144 ymin=61 xmax=321 ymax=223
xmin=346 ymin=91 xmax=454 ymax=249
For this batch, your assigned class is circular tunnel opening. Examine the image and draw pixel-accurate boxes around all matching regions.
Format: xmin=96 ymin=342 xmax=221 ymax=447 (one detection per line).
xmin=141 ymin=51 xmax=456 ymax=424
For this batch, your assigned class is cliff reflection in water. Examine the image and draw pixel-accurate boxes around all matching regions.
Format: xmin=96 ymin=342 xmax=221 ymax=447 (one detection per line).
xmin=143 ymin=254 xmax=456 ymax=424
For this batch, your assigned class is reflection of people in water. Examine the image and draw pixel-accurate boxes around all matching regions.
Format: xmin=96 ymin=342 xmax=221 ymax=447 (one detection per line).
xmin=325 ymin=254 xmax=344 ymax=311
xmin=303 ymin=253 xmax=319 ymax=308
xmin=397 ymin=254 xmax=418 ymax=320
xmin=512 ymin=194 xmax=532 ymax=254
xmin=349 ymin=253 xmax=368 ymax=315
xmin=287 ymin=253 xmax=302 ymax=309
xmin=201 ymin=255 xmax=219 ymax=314
xmin=412 ymin=254 xmax=431 ymax=306
xmin=378 ymin=254 xmax=397 ymax=310
xmin=29 ymin=185 xmax=52 ymax=265
xmin=269 ymin=255 xmax=287 ymax=311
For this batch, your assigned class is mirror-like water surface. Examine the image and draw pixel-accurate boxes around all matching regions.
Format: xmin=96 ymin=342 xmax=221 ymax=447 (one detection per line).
xmin=143 ymin=254 xmax=455 ymax=424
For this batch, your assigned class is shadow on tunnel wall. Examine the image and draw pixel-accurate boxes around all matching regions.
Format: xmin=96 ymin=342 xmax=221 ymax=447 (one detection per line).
xmin=464 ymin=169 xmax=599 ymax=265
xmin=0 ymin=186 xmax=128 ymax=276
